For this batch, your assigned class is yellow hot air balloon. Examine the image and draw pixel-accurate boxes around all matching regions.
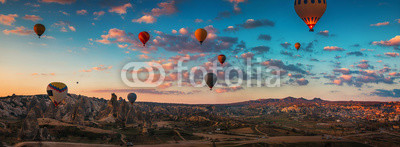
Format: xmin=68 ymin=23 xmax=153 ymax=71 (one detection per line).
xmin=294 ymin=0 xmax=327 ymax=32
xmin=195 ymin=28 xmax=207 ymax=45
xmin=46 ymin=82 xmax=68 ymax=107
xmin=34 ymin=24 xmax=45 ymax=38
xmin=295 ymin=43 xmax=301 ymax=50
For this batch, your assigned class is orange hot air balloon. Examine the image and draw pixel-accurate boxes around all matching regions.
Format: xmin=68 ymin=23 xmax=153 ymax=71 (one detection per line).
xmin=218 ymin=54 xmax=226 ymax=65
xmin=138 ymin=31 xmax=150 ymax=46
xmin=294 ymin=0 xmax=327 ymax=32
xmin=34 ymin=24 xmax=45 ymax=38
xmin=195 ymin=28 xmax=207 ymax=45
xmin=295 ymin=43 xmax=301 ymax=50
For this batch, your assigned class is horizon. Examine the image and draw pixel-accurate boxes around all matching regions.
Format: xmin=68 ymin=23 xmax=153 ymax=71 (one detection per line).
xmin=0 ymin=0 xmax=399 ymax=104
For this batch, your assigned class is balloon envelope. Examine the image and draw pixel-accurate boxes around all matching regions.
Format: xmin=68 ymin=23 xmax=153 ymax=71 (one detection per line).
xmin=34 ymin=24 xmax=45 ymax=38
xmin=205 ymin=73 xmax=217 ymax=90
xmin=195 ymin=28 xmax=207 ymax=45
xmin=138 ymin=31 xmax=150 ymax=46
xmin=294 ymin=0 xmax=327 ymax=32
xmin=218 ymin=54 xmax=226 ymax=65
xmin=127 ymin=93 xmax=137 ymax=104
xmin=46 ymin=82 xmax=68 ymax=107
xmin=295 ymin=43 xmax=301 ymax=50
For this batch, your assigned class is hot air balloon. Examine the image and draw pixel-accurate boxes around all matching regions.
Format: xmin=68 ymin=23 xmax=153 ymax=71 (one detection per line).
xmin=195 ymin=28 xmax=207 ymax=45
xmin=294 ymin=0 xmax=327 ymax=32
xmin=127 ymin=93 xmax=137 ymax=105
xmin=34 ymin=24 xmax=45 ymax=38
xmin=46 ymin=82 xmax=68 ymax=107
xmin=138 ymin=31 xmax=150 ymax=46
xmin=218 ymin=54 xmax=226 ymax=65
xmin=205 ymin=73 xmax=217 ymax=90
xmin=295 ymin=43 xmax=301 ymax=50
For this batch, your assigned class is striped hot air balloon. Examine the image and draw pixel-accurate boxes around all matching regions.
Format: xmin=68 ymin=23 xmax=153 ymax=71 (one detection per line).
xmin=138 ymin=31 xmax=150 ymax=46
xmin=46 ymin=82 xmax=68 ymax=107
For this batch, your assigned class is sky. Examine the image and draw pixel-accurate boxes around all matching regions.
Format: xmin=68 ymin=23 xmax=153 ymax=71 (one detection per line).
xmin=0 ymin=0 xmax=399 ymax=104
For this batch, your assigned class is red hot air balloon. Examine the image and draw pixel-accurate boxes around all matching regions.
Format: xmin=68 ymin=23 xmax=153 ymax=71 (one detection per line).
xmin=218 ymin=54 xmax=226 ymax=65
xmin=294 ymin=0 xmax=327 ymax=32
xmin=138 ymin=31 xmax=150 ymax=46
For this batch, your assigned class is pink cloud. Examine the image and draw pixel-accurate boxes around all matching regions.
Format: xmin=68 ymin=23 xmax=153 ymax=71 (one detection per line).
xmin=149 ymin=0 xmax=177 ymax=16
xmin=228 ymin=0 xmax=246 ymax=12
xmin=333 ymin=79 xmax=342 ymax=85
xmin=139 ymin=54 xmax=150 ymax=59
xmin=81 ymin=65 xmax=112 ymax=72
xmin=0 ymin=0 xmax=5 ymax=4
xmin=384 ymin=52 xmax=399 ymax=57
xmin=109 ymin=3 xmax=132 ymax=15
xmin=0 ymin=14 xmax=18 ymax=26
xmin=40 ymin=0 xmax=75 ymax=4
xmin=157 ymin=82 xmax=173 ymax=89
xmin=215 ymin=86 xmax=243 ymax=93
xmin=132 ymin=15 xmax=156 ymax=23
xmin=76 ymin=9 xmax=87 ymax=15
xmin=179 ymin=28 xmax=188 ymax=35
xmin=323 ymin=46 xmax=345 ymax=51
xmin=372 ymin=35 xmax=400 ymax=47
xmin=333 ymin=68 xmax=350 ymax=74
xmin=340 ymin=75 xmax=352 ymax=81
xmin=3 ymin=26 xmax=33 ymax=36
xmin=23 ymin=15 xmax=42 ymax=22
xmin=68 ymin=25 xmax=76 ymax=32
xmin=194 ymin=19 xmax=203 ymax=23
xmin=370 ymin=21 xmax=389 ymax=26
xmin=240 ymin=52 xmax=254 ymax=59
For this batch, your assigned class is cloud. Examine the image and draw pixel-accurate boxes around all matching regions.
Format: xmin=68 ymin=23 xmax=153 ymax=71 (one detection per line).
xmin=372 ymin=89 xmax=400 ymax=98
xmin=237 ymin=19 xmax=274 ymax=29
xmin=81 ymin=65 xmax=112 ymax=72
xmin=25 ymin=3 xmax=40 ymax=7
xmin=357 ymin=60 xmax=371 ymax=69
xmin=251 ymin=46 xmax=270 ymax=53
xmin=93 ymin=11 xmax=105 ymax=20
xmin=59 ymin=11 xmax=69 ymax=15
xmin=109 ymin=3 xmax=132 ymax=15
xmin=149 ymin=0 xmax=177 ymax=16
xmin=346 ymin=51 xmax=364 ymax=56
xmin=228 ymin=0 xmax=246 ymax=12
xmin=0 ymin=0 xmax=5 ymax=4
xmin=257 ymin=34 xmax=271 ymax=41
xmin=261 ymin=59 xmax=307 ymax=74
xmin=139 ymin=54 xmax=150 ymax=59
xmin=296 ymin=78 xmax=309 ymax=86
xmin=132 ymin=15 xmax=156 ymax=23
xmin=323 ymin=46 xmax=345 ymax=51
xmin=317 ymin=30 xmax=330 ymax=37
xmin=224 ymin=26 xmax=239 ymax=32
xmin=3 ymin=26 xmax=33 ymax=36
xmin=23 ymin=15 xmax=42 ymax=22
xmin=92 ymin=88 xmax=198 ymax=95
xmin=280 ymin=42 xmax=291 ymax=49
xmin=31 ymin=73 xmax=55 ymax=76
xmin=370 ymin=21 xmax=389 ymax=26
xmin=0 ymin=14 xmax=18 ymax=26
xmin=194 ymin=19 xmax=203 ymax=23
xmin=384 ymin=52 xmax=399 ymax=57
xmin=372 ymin=35 xmax=400 ymax=47
xmin=215 ymin=86 xmax=243 ymax=93
xmin=68 ymin=25 xmax=76 ymax=31
xmin=40 ymin=0 xmax=75 ymax=4
xmin=76 ymin=9 xmax=87 ymax=15
xmin=179 ymin=28 xmax=188 ymax=35
xmin=240 ymin=52 xmax=254 ymax=59
xmin=117 ymin=44 xmax=128 ymax=48
xmin=52 ymin=21 xmax=76 ymax=32
xmin=333 ymin=68 xmax=350 ymax=74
